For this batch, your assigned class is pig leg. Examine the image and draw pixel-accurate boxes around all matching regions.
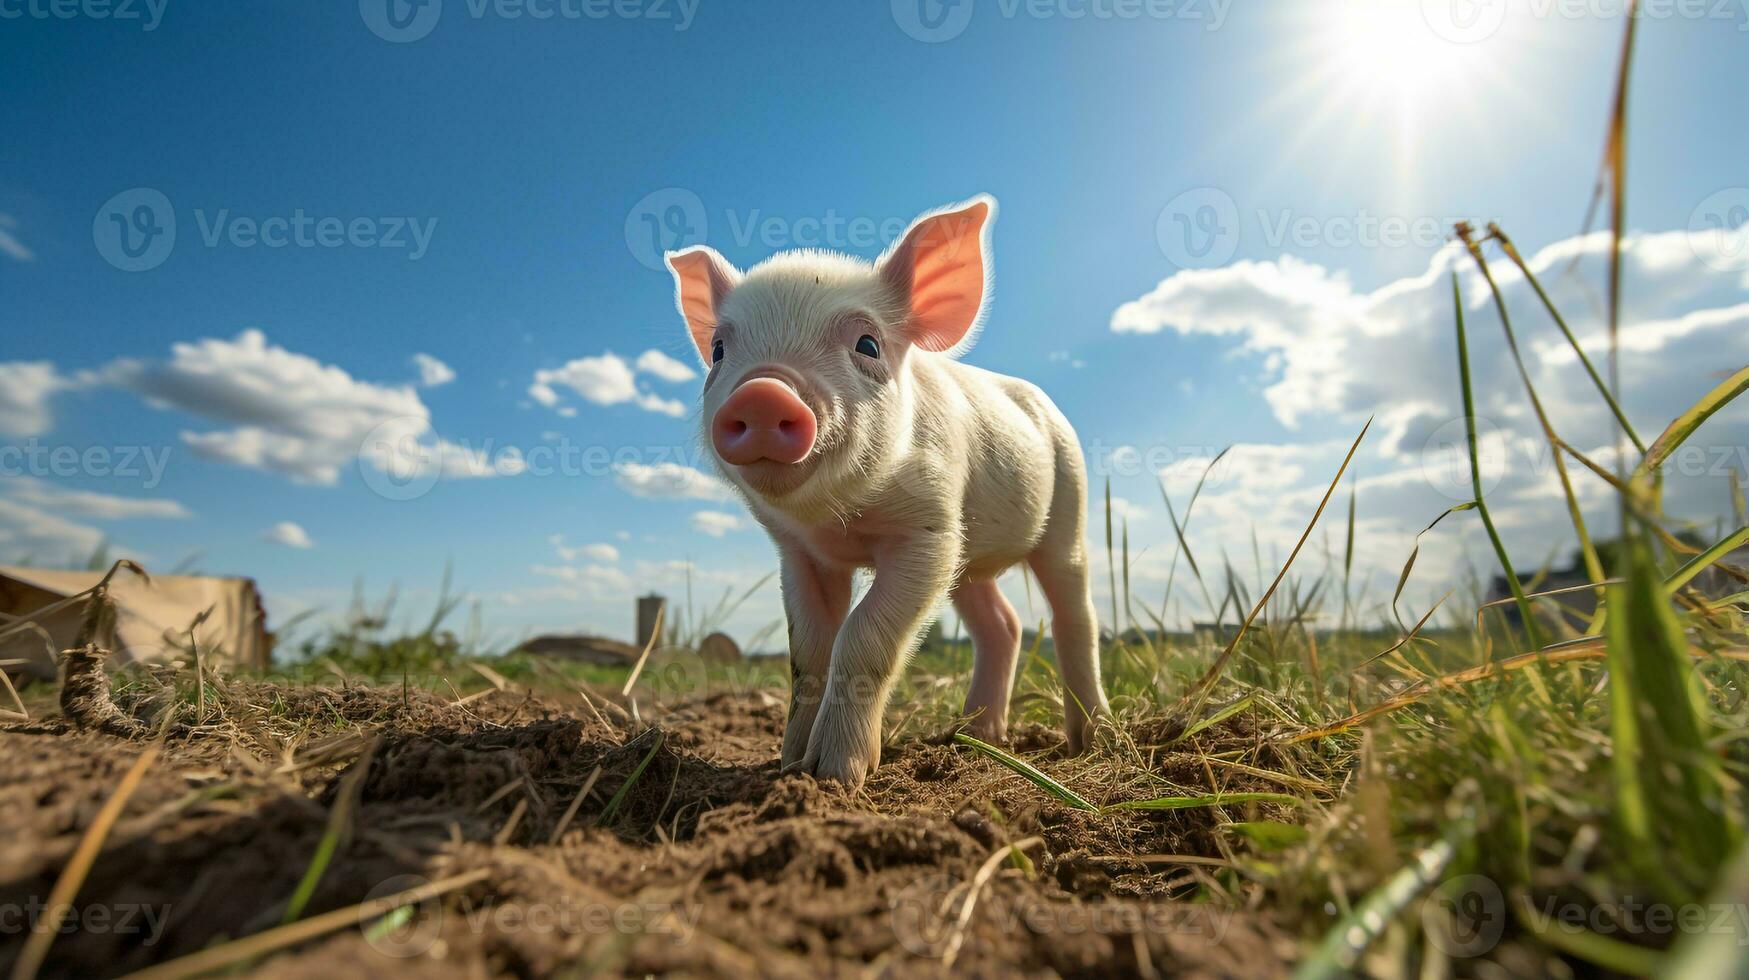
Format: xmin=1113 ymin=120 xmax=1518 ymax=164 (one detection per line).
xmin=777 ymin=541 xmax=852 ymax=768
xmin=797 ymin=532 xmax=958 ymax=789
xmin=951 ymin=577 xmax=1021 ymax=744
xmin=1028 ymin=531 xmax=1109 ymax=755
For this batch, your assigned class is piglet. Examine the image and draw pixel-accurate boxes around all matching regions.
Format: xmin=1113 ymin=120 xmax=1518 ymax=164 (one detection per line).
xmin=666 ymin=195 xmax=1109 ymax=789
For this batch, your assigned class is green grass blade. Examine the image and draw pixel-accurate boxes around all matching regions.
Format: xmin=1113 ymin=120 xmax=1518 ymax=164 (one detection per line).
xmin=1221 ymin=820 xmax=1309 ymax=851
xmin=1605 ymin=524 xmax=1738 ymax=895
xmin=1636 ymin=364 xmax=1749 ymax=481
xmin=1104 ymin=479 xmax=1119 ymax=638
xmin=1666 ymin=525 xmax=1749 ymax=596
xmin=283 ymin=738 xmax=379 ymax=925
xmin=954 ymin=733 xmax=1097 ymax=811
xmin=1513 ymin=898 xmax=1663 ymax=975
xmin=1391 ymin=502 xmax=1474 ymax=628
xmin=1293 ymin=834 xmax=1460 ymax=980
xmin=1666 ymin=841 xmax=1749 ymax=979
xmin=1460 ymin=227 xmax=1607 ymax=601
xmin=1490 ymin=224 xmax=1646 ymax=454
xmin=1451 ymin=271 xmax=1543 ymax=650
xmin=597 ymin=729 xmax=666 ymax=827
xmin=1105 ymin=791 xmax=1300 ymax=812
xmin=1174 ymin=693 xmax=1255 ymax=744
xmin=1181 ymin=418 xmax=1370 ymax=710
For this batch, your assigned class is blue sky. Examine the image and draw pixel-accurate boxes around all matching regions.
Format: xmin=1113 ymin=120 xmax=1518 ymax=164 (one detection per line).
xmin=3 ymin=0 xmax=1747 ymax=648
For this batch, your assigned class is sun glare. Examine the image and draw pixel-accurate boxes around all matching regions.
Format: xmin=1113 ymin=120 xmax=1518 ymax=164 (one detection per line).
xmin=1247 ymin=0 xmax=1520 ymax=196
xmin=1329 ymin=1 xmax=1470 ymax=101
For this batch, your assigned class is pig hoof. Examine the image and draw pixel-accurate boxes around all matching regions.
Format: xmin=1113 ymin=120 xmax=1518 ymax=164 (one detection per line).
xmin=792 ymin=730 xmax=874 ymax=791
xmin=961 ymin=718 xmax=1008 ymax=746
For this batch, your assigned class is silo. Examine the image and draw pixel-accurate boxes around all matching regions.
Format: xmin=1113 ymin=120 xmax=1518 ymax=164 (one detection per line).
xmin=636 ymin=593 xmax=667 ymax=650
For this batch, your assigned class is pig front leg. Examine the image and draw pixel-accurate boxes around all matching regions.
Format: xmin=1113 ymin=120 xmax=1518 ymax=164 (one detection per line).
xmin=795 ymin=530 xmax=958 ymax=789
xmin=776 ymin=540 xmax=852 ymax=768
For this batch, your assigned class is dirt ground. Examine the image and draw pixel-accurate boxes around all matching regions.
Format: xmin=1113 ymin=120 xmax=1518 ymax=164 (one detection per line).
xmin=0 ymin=684 xmax=1299 ymax=978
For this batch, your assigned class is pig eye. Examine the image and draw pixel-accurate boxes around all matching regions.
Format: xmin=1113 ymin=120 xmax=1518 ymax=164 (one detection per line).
xmin=711 ymin=339 xmax=724 ymax=364
xmin=854 ymin=334 xmax=880 ymax=359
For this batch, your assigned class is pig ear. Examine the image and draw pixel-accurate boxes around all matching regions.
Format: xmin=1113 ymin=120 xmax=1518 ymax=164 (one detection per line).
xmin=878 ymin=195 xmax=995 ymax=354
xmin=665 ymin=245 xmax=741 ymax=364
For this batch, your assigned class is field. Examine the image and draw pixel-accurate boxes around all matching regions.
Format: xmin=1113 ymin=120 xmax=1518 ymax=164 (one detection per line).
xmin=5 ymin=22 xmax=1749 ymax=980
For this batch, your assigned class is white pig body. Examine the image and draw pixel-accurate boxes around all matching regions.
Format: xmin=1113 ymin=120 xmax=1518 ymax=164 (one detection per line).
xmin=666 ymin=197 xmax=1109 ymax=789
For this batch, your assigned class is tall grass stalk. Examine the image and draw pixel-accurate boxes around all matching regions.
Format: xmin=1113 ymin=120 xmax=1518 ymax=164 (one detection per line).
xmin=1450 ymin=272 xmax=1543 ymax=651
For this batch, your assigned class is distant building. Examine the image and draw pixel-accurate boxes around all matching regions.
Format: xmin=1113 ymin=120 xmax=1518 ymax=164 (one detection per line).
xmin=636 ymin=594 xmax=667 ymax=650
xmin=1486 ymin=538 xmax=1748 ymax=629
xmin=513 ymin=634 xmax=639 ymax=666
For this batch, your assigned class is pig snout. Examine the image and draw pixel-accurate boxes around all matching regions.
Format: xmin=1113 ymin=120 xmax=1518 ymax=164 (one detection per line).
xmin=712 ymin=377 xmax=817 ymax=466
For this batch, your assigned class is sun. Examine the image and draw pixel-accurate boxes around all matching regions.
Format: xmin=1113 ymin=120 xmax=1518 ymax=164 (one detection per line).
xmin=1248 ymin=0 xmax=1520 ymax=195
xmin=1329 ymin=0 xmax=1472 ymax=101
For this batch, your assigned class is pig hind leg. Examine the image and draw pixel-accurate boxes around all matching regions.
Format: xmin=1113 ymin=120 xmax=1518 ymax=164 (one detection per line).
xmin=1027 ymin=480 xmax=1110 ymax=754
xmin=951 ymin=577 xmax=1022 ymax=743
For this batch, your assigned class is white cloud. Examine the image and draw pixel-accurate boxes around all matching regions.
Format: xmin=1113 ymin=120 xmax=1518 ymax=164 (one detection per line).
xmin=411 ymin=352 xmax=456 ymax=387
xmin=530 ymin=352 xmax=689 ymax=418
xmin=1110 ymin=230 xmax=1749 ymax=450
xmin=613 ymin=461 xmax=733 ymax=501
xmin=0 ymin=213 xmax=33 ymax=262
xmin=690 ymin=510 xmax=745 ymax=537
xmin=0 ymin=362 xmax=68 ymax=436
xmin=550 ymin=534 xmax=619 ymax=563
xmin=1109 ymin=228 xmax=1749 ymax=622
xmin=636 ymin=349 xmax=698 ymax=383
xmin=262 ymin=521 xmax=314 ymax=549
xmin=1105 ymin=497 xmax=1147 ymax=524
xmin=0 ymin=477 xmax=190 ymax=520
xmin=98 ymin=330 xmax=516 ymax=486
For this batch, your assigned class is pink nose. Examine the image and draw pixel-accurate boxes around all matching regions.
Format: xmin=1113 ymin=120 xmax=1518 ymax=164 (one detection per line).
xmin=712 ymin=377 xmax=817 ymax=466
